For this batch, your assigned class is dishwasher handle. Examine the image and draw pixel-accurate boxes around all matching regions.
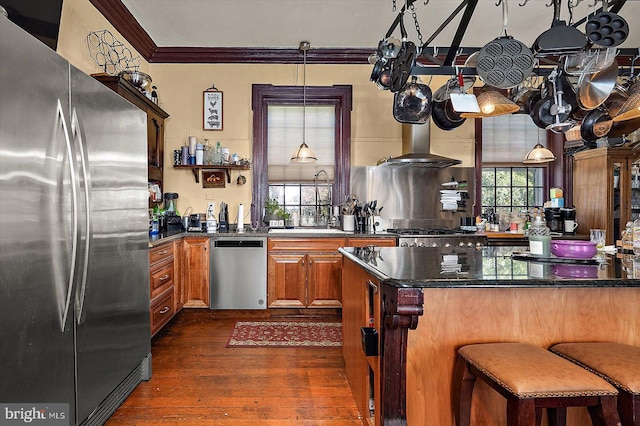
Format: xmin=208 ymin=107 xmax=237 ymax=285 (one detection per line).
xmin=214 ymin=239 xmax=264 ymax=248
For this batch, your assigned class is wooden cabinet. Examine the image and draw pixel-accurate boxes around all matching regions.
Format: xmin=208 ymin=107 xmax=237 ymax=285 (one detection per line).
xmin=267 ymin=238 xmax=344 ymax=308
xmin=573 ymin=147 xmax=640 ymax=245
xmin=91 ymin=74 xmax=169 ymax=188
xmin=266 ymin=237 xmax=396 ymax=309
xmin=149 ymin=242 xmax=176 ymax=336
xmin=183 ymin=237 xmax=210 ymax=308
xmin=174 ymin=239 xmax=186 ymax=311
xmin=346 ymin=237 xmax=396 ymax=248
xmin=342 ymin=256 xmax=381 ymax=425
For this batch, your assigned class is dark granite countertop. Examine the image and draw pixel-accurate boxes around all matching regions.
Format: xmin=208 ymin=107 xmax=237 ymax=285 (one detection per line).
xmin=339 ymin=246 xmax=639 ymax=288
xmin=149 ymin=229 xmax=396 ymax=247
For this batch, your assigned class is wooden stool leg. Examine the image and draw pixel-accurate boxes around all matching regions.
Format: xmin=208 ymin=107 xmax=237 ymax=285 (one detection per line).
xmin=587 ymin=395 xmax=622 ymax=426
xmin=618 ymin=392 xmax=639 ymax=426
xmin=507 ymin=397 xmax=536 ymax=426
xmin=547 ymin=407 xmax=567 ymax=426
xmin=455 ymin=356 xmax=477 ymax=426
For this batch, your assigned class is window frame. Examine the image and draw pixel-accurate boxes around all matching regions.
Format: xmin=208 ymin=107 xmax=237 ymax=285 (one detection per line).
xmin=473 ymin=118 xmax=562 ymax=216
xmin=251 ymin=84 xmax=352 ymax=223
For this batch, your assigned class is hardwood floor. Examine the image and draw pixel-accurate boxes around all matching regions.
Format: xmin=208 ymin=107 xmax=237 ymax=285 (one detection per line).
xmin=106 ymin=310 xmax=363 ymax=425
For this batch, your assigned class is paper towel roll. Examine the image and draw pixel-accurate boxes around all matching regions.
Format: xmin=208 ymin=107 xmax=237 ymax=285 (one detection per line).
xmin=188 ymin=136 xmax=197 ymax=155
xmin=237 ymin=204 xmax=244 ymax=230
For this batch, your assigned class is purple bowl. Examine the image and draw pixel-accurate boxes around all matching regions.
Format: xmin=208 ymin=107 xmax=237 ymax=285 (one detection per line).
xmin=552 ymin=264 xmax=598 ymax=278
xmin=550 ymin=240 xmax=597 ymax=259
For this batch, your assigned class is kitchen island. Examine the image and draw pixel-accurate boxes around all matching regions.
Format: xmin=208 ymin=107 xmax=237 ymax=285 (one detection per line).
xmin=339 ymin=246 xmax=639 ymax=426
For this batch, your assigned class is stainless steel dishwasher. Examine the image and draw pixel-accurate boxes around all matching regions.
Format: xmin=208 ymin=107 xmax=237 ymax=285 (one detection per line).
xmin=209 ymin=237 xmax=267 ymax=309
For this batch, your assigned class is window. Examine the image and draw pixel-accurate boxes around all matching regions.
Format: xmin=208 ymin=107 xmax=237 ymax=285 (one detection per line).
xmin=481 ymin=167 xmax=545 ymax=211
xmin=477 ymin=114 xmax=549 ymax=215
xmin=251 ymin=84 xmax=352 ymax=224
xmin=267 ymin=105 xmax=335 ymax=224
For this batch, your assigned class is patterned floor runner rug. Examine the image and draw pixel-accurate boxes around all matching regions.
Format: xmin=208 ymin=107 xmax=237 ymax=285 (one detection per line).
xmin=226 ymin=321 xmax=342 ymax=348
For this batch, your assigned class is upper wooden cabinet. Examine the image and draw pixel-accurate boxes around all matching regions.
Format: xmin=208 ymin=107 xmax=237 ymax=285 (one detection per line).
xmin=573 ymin=147 xmax=640 ymax=245
xmin=92 ymin=74 xmax=169 ymax=185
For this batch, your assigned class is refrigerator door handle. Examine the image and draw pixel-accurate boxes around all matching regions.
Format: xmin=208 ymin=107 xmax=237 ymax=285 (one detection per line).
xmin=71 ymin=107 xmax=92 ymax=325
xmin=57 ymin=100 xmax=79 ymax=332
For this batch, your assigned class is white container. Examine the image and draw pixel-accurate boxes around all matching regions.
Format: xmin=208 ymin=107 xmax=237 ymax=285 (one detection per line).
xmin=343 ymin=215 xmax=355 ymax=232
xmin=221 ymin=147 xmax=230 ymax=164
xmin=195 ymin=143 xmax=204 ymax=165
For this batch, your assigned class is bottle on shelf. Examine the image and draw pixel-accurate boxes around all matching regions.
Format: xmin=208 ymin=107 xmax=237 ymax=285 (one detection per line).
xmin=213 ymin=141 xmax=222 ymax=165
xmin=204 ymin=139 xmax=214 ymax=165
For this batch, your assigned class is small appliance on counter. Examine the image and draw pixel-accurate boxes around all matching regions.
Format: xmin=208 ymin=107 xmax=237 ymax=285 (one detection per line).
xmin=188 ymin=214 xmax=203 ymax=232
xmin=163 ymin=192 xmax=183 ymax=232
xmin=206 ymin=202 xmax=218 ymax=233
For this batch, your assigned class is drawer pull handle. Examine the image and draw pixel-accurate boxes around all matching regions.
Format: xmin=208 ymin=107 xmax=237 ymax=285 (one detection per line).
xmin=367 ymin=280 xmax=378 ymax=294
xmin=157 ymin=250 xmax=168 ymax=255
xmin=159 ymin=274 xmax=170 ymax=281
xmin=159 ymin=307 xmax=170 ymax=314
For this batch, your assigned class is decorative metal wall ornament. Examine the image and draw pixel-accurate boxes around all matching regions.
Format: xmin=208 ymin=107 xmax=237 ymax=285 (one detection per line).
xmin=86 ymin=30 xmax=140 ymax=75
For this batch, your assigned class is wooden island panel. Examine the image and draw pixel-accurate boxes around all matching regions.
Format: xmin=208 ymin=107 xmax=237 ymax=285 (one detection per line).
xmin=405 ymin=287 xmax=640 ymax=426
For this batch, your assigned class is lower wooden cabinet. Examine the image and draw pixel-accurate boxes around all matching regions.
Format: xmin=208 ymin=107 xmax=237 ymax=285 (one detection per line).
xmin=174 ymin=239 xmax=186 ymax=311
xmin=149 ymin=241 xmax=176 ymax=337
xmin=268 ymin=238 xmax=344 ymax=308
xmin=267 ymin=237 xmax=395 ymax=309
xmin=183 ymin=237 xmax=210 ymax=308
xmin=342 ymin=256 xmax=382 ymax=426
xmin=150 ymin=286 xmax=175 ymax=337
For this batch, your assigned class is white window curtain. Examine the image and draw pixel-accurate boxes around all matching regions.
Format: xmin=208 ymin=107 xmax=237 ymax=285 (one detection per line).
xmin=481 ymin=114 xmax=546 ymax=164
xmin=267 ymin=105 xmax=335 ymax=182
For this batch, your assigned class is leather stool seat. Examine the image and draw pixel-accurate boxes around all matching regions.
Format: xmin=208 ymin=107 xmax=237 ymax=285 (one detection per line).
xmin=551 ymin=342 xmax=640 ymax=426
xmin=455 ymin=342 xmax=621 ymax=426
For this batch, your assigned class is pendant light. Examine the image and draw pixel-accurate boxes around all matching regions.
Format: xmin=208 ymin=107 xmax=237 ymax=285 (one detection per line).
xmin=291 ymin=41 xmax=317 ymax=163
xmin=523 ymin=143 xmax=556 ymax=163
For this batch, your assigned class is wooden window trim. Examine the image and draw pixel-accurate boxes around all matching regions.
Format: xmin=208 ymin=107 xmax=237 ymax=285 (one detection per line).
xmin=473 ymin=117 xmax=566 ymax=216
xmin=251 ymin=84 xmax=352 ymax=223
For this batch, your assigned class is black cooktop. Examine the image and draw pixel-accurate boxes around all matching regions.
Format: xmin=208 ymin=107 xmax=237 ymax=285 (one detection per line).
xmin=387 ymin=228 xmax=456 ymax=236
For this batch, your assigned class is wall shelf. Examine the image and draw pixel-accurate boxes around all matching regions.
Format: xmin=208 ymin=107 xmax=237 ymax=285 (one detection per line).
xmin=173 ymin=165 xmax=250 ymax=183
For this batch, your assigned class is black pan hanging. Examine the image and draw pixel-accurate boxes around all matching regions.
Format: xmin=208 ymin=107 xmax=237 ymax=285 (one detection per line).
xmin=532 ymin=0 xmax=588 ymax=57
xmin=476 ymin=0 xmax=534 ymax=89
xmin=586 ymin=0 xmax=629 ymax=48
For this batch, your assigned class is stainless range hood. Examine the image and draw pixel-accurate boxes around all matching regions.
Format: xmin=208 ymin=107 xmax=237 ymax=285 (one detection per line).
xmin=377 ymin=123 xmax=461 ymax=167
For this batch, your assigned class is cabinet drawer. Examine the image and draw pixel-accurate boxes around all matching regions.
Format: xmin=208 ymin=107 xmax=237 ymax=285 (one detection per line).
xmin=151 ymin=287 xmax=175 ymax=336
xmin=268 ymin=238 xmax=345 ymax=252
xmin=347 ymin=238 xmax=396 ymax=247
xmin=150 ymin=259 xmax=174 ymax=298
xmin=150 ymin=243 xmax=174 ymax=265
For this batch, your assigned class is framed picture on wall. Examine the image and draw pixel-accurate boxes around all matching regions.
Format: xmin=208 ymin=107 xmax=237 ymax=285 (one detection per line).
xmin=202 ymin=170 xmax=225 ymax=188
xmin=203 ymin=90 xmax=223 ymax=130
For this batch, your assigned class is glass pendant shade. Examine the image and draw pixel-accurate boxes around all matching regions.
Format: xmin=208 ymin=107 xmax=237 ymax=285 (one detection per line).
xmin=290 ymin=142 xmax=317 ymax=163
xmin=523 ymin=143 xmax=556 ymax=164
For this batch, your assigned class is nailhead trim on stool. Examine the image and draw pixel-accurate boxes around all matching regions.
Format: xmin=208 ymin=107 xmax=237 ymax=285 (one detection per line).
xmin=454 ymin=342 xmax=621 ymax=426
xmin=551 ymin=342 xmax=640 ymax=426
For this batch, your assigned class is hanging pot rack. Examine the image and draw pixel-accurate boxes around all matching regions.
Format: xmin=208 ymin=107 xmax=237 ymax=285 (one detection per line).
xmin=373 ymin=0 xmax=636 ymax=78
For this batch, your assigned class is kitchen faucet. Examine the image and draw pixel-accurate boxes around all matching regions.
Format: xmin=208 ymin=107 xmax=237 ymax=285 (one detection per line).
xmin=314 ymin=169 xmax=331 ymax=227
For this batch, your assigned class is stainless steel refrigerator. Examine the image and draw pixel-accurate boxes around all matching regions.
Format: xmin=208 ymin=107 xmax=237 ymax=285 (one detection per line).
xmin=0 ymin=17 xmax=151 ymax=425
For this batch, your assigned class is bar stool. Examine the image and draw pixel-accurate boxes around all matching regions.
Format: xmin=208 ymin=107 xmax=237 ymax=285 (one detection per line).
xmin=551 ymin=342 xmax=640 ymax=426
xmin=454 ymin=342 xmax=621 ymax=426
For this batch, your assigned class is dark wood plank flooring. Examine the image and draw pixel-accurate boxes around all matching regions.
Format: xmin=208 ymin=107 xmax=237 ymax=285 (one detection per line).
xmin=106 ymin=310 xmax=363 ymax=425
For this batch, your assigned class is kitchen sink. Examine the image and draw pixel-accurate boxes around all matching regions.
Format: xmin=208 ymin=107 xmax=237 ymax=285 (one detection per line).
xmin=268 ymin=228 xmax=346 ymax=234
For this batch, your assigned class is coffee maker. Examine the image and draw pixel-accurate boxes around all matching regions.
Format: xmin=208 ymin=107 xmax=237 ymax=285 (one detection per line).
xmin=544 ymin=208 xmax=563 ymax=233
xmin=560 ymin=207 xmax=577 ymax=234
